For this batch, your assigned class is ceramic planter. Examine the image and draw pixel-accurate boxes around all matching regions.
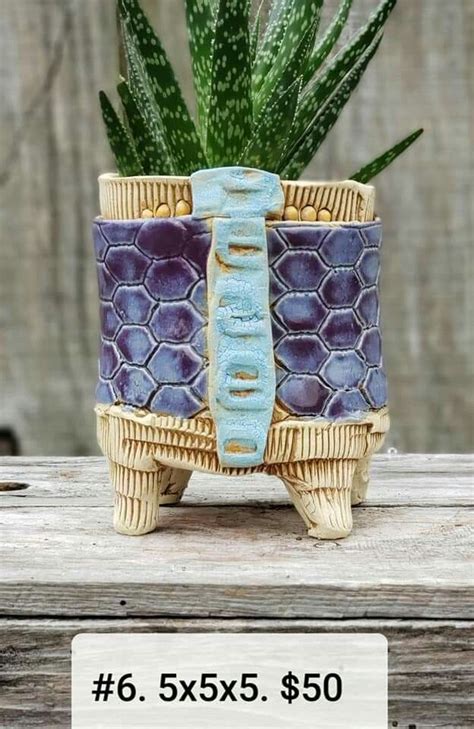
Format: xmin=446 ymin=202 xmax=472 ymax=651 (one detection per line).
xmin=93 ymin=167 xmax=389 ymax=539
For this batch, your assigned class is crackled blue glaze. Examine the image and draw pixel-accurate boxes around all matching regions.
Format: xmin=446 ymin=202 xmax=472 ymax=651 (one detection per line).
xmin=191 ymin=167 xmax=284 ymax=468
xmin=93 ymin=212 xmax=387 ymax=430
xmin=191 ymin=166 xmax=284 ymax=219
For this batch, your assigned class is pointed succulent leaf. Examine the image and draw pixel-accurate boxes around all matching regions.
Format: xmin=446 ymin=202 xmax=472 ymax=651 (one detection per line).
xmin=250 ymin=5 xmax=263 ymax=68
xmin=281 ymin=36 xmax=382 ymax=179
xmin=206 ymin=0 xmax=253 ymax=166
xmin=254 ymin=4 xmax=322 ymax=118
xmin=122 ymin=27 xmax=176 ymax=173
xmin=117 ymin=80 xmax=165 ymax=175
xmin=185 ymin=0 xmax=216 ymax=135
xmin=252 ymin=0 xmax=296 ymax=93
xmin=350 ymin=128 xmax=424 ymax=183
xmin=253 ymin=0 xmax=322 ymax=98
xmin=118 ymin=0 xmax=207 ymax=175
xmin=240 ymin=78 xmax=302 ymax=172
xmin=304 ymin=0 xmax=353 ymax=82
xmin=99 ymin=90 xmax=143 ymax=176
xmin=291 ymin=0 xmax=397 ymax=146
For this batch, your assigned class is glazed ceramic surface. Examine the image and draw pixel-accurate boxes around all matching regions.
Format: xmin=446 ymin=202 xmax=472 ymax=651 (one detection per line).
xmin=93 ymin=169 xmax=389 ymax=539
xmin=93 ymin=218 xmax=387 ymax=418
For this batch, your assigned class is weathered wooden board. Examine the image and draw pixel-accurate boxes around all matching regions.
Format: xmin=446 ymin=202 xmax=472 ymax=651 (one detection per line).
xmin=0 ymin=0 xmax=473 ymax=456
xmin=0 ymin=456 xmax=472 ymax=620
xmin=0 ymin=455 xmax=473 ymax=727
xmin=1 ymin=618 xmax=473 ymax=729
xmin=1 ymin=454 xmax=473 ymax=507
xmin=1 ymin=505 xmax=471 ymax=620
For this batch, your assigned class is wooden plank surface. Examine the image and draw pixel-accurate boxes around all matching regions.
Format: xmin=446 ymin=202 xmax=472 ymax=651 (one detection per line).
xmin=0 ymin=455 xmax=472 ymax=620
xmin=0 ymin=618 xmax=472 ymax=729
xmin=1 ymin=455 xmax=472 ymax=728
xmin=0 ymin=0 xmax=473 ymax=456
xmin=1 ymin=453 xmax=473 ymax=507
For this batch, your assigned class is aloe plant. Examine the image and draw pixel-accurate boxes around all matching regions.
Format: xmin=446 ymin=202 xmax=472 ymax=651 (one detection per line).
xmin=100 ymin=0 xmax=423 ymax=181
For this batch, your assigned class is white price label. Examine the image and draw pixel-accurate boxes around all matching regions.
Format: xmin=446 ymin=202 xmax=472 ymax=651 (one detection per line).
xmin=72 ymin=633 xmax=387 ymax=728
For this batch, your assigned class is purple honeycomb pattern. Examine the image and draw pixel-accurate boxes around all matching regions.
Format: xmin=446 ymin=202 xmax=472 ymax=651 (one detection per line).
xmin=268 ymin=222 xmax=387 ymax=418
xmin=94 ymin=217 xmax=387 ymax=420
xmin=94 ymin=217 xmax=210 ymax=418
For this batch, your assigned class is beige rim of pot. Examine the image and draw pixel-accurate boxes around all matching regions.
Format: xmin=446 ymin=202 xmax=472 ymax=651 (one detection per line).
xmin=99 ymin=173 xmax=375 ymax=223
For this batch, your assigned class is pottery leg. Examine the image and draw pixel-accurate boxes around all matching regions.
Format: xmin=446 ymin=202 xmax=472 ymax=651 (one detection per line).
xmin=109 ymin=460 xmax=168 ymax=536
xmin=277 ymin=459 xmax=357 ymax=539
xmin=351 ymin=456 xmax=371 ymax=505
xmin=160 ymin=468 xmax=192 ymax=505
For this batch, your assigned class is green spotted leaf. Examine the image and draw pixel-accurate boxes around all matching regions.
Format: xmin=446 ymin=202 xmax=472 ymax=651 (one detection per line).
xmin=97 ymin=0 xmax=421 ymax=183
xmin=240 ymin=77 xmax=302 ymax=172
xmin=250 ymin=1 xmax=265 ymax=68
xmin=122 ymin=26 xmax=176 ymax=174
xmin=304 ymin=0 xmax=353 ymax=82
xmin=281 ymin=36 xmax=382 ymax=179
xmin=206 ymin=0 xmax=253 ymax=166
xmin=118 ymin=0 xmax=207 ymax=175
xmin=253 ymin=0 xmax=322 ymax=106
xmin=185 ymin=0 xmax=216 ymax=136
xmin=253 ymin=0 xmax=295 ymax=94
xmin=289 ymin=0 xmax=397 ymax=150
xmin=117 ymin=80 xmax=166 ymax=175
xmin=254 ymin=3 xmax=322 ymax=118
xmin=99 ymin=90 xmax=143 ymax=176
xmin=350 ymin=128 xmax=424 ymax=183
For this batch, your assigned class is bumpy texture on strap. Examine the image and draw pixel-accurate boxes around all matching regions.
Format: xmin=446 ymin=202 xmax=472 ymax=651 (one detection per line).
xmin=191 ymin=167 xmax=284 ymax=467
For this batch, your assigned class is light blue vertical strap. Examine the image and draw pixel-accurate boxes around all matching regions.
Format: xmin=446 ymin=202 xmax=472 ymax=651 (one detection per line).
xmin=191 ymin=167 xmax=284 ymax=467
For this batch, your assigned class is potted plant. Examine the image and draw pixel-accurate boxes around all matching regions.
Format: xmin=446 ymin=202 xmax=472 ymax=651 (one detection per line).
xmin=94 ymin=0 xmax=422 ymax=539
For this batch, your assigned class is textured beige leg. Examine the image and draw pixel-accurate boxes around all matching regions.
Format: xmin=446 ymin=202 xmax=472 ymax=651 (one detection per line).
xmin=351 ymin=456 xmax=371 ymax=505
xmin=109 ymin=460 xmax=168 ymax=536
xmin=277 ymin=459 xmax=357 ymax=539
xmin=160 ymin=468 xmax=192 ymax=505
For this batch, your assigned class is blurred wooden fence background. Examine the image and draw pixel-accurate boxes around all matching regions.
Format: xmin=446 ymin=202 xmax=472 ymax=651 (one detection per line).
xmin=0 ymin=0 xmax=472 ymax=455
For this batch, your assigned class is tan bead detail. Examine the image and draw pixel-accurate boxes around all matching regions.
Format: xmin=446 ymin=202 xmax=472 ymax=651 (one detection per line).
xmin=301 ymin=205 xmax=317 ymax=222
xmin=284 ymin=205 xmax=299 ymax=221
xmin=142 ymin=208 xmax=154 ymax=218
xmin=317 ymin=208 xmax=332 ymax=222
xmin=156 ymin=203 xmax=171 ymax=218
xmin=176 ymin=200 xmax=191 ymax=217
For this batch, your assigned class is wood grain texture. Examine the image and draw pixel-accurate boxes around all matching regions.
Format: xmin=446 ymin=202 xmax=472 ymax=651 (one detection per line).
xmin=0 ymin=0 xmax=473 ymax=456
xmin=1 ymin=618 xmax=472 ymax=728
xmin=1 ymin=453 xmax=472 ymax=507
xmin=0 ymin=454 xmax=472 ymax=727
xmin=0 ymin=455 xmax=472 ymax=619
